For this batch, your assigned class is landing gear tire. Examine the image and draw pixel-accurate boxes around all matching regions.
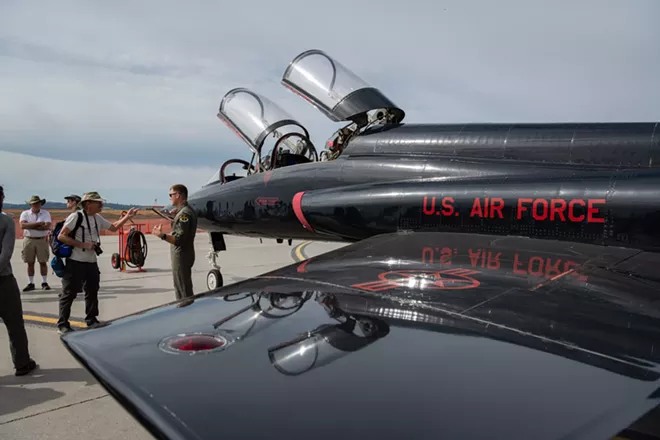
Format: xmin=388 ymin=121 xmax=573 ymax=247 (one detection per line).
xmin=111 ymin=253 xmax=121 ymax=270
xmin=206 ymin=269 xmax=223 ymax=290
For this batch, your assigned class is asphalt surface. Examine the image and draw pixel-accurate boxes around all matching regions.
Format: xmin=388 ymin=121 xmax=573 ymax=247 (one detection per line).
xmin=0 ymin=233 xmax=345 ymax=439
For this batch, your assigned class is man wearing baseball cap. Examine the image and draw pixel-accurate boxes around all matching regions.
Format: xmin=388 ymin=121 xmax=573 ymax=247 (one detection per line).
xmin=64 ymin=194 xmax=81 ymax=212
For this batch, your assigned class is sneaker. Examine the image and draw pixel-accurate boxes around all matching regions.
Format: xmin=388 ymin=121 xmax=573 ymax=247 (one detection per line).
xmin=41 ymin=282 xmax=51 ymax=290
xmin=57 ymin=325 xmax=74 ymax=335
xmin=15 ymin=359 xmax=38 ymax=376
xmin=86 ymin=320 xmax=105 ymax=329
xmin=23 ymin=283 xmax=35 ymax=292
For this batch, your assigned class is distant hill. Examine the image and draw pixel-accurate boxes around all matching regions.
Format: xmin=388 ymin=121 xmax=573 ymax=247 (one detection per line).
xmin=4 ymin=202 xmax=142 ymax=210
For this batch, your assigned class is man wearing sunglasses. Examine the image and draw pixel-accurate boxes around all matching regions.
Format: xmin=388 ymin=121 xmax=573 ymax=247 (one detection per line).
xmin=152 ymin=184 xmax=198 ymax=300
xmin=0 ymin=185 xmax=38 ymax=376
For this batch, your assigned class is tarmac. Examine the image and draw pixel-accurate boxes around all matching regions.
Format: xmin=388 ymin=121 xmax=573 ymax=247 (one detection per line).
xmin=0 ymin=233 xmax=346 ymax=439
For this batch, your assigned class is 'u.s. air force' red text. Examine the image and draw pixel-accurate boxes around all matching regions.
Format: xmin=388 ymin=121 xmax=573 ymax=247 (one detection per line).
xmin=423 ymin=196 xmax=606 ymax=223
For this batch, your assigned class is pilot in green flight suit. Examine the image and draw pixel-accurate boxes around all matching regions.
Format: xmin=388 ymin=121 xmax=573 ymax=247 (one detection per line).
xmin=152 ymin=184 xmax=197 ymax=300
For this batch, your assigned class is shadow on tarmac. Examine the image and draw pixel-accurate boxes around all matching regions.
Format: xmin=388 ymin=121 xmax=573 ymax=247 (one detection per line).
xmin=0 ymin=367 xmax=97 ymax=418
xmin=0 ymin=386 xmax=65 ymax=418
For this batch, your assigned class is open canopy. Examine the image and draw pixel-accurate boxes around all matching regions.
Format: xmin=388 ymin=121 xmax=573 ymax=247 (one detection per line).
xmin=214 ymin=87 xmax=317 ymax=177
xmin=281 ymin=49 xmax=405 ymax=124
xmin=217 ymin=88 xmax=309 ymax=155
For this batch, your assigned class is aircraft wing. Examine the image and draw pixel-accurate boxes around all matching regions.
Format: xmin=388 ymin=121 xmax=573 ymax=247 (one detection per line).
xmin=61 ymin=232 xmax=660 ymax=440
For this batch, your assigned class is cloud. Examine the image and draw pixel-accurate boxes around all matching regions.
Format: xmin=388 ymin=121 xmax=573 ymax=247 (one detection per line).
xmin=0 ymin=150 xmax=218 ymax=205
xmin=0 ymin=0 xmax=658 ymax=172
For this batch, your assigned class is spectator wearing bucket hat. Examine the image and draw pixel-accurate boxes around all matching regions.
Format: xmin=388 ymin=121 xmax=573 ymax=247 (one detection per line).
xmin=56 ymin=191 xmax=138 ymax=333
xmin=19 ymin=195 xmax=52 ymax=291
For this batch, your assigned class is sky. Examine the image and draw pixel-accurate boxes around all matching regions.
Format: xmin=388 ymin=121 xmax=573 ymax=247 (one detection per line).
xmin=1 ymin=0 xmax=659 ymax=205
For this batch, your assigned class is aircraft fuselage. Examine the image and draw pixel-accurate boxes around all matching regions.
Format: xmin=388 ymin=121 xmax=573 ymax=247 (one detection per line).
xmin=189 ymin=122 xmax=660 ymax=252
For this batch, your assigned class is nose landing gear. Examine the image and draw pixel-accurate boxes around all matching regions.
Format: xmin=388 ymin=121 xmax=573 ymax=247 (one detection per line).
xmin=206 ymin=250 xmax=224 ymax=291
xmin=207 ymin=269 xmax=223 ymax=290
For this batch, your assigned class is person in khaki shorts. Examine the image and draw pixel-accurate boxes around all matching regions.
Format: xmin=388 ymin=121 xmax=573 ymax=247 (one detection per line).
xmin=19 ymin=195 xmax=52 ymax=291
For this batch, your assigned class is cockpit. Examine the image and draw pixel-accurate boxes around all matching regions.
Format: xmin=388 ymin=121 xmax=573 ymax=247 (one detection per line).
xmin=208 ymin=49 xmax=406 ymax=185
xmin=208 ymin=88 xmax=318 ymax=185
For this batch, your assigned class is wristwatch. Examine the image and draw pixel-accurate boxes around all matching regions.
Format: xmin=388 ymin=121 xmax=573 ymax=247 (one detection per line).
xmin=160 ymin=233 xmax=167 ymax=240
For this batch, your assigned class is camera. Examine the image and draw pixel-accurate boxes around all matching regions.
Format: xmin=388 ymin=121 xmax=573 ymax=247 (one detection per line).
xmin=93 ymin=243 xmax=103 ymax=256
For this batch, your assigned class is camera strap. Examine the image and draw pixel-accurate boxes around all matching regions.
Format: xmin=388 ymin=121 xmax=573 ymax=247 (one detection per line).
xmin=83 ymin=212 xmax=100 ymax=243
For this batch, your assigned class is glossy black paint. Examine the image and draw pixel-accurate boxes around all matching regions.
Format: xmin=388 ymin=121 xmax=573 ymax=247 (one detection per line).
xmin=189 ymin=121 xmax=660 ymax=245
xmin=346 ymin=122 xmax=660 ymax=167
xmin=296 ymin=168 xmax=660 ymax=250
xmin=61 ymin=232 xmax=660 ymax=440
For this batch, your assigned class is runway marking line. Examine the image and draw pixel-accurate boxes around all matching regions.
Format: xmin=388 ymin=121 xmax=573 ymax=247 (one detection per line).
xmin=22 ymin=314 xmax=86 ymax=328
xmin=294 ymin=241 xmax=312 ymax=262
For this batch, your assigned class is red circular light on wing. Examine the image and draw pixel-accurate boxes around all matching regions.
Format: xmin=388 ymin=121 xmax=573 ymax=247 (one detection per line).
xmin=169 ymin=335 xmax=225 ymax=351
xmin=159 ymin=333 xmax=228 ymax=354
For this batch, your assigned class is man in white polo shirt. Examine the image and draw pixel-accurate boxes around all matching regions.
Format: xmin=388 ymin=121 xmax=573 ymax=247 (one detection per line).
xmin=19 ymin=195 xmax=52 ymax=291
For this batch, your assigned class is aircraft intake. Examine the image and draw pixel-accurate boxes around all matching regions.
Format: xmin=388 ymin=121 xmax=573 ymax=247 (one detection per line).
xmin=292 ymin=169 xmax=660 ymax=251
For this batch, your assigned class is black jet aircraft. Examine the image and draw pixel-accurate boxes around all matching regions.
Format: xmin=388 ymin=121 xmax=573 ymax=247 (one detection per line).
xmin=185 ymin=49 xmax=660 ymax=290
xmin=60 ymin=49 xmax=660 ymax=439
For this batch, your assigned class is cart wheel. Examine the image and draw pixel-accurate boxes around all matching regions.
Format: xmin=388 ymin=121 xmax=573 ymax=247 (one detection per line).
xmin=111 ymin=253 xmax=121 ymax=269
xmin=206 ymin=269 xmax=223 ymax=290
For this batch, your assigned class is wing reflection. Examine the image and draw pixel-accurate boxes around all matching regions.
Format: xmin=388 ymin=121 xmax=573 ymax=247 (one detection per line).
xmin=207 ymin=286 xmax=660 ymax=382
xmin=213 ymin=292 xmax=314 ymax=343
xmin=268 ymin=293 xmax=389 ymax=376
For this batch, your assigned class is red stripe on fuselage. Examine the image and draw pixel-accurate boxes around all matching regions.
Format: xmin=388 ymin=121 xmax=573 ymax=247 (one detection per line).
xmin=292 ymin=192 xmax=314 ymax=232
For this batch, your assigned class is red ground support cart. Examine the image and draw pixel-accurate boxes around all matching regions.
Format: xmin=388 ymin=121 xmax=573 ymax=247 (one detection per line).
xmin=111 ymin=216 xmax=148 ymax=273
